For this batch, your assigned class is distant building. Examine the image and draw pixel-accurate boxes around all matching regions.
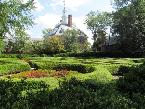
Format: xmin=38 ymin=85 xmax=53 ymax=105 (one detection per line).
xmin=48 ymin=0 xmax=86 ymax=37
xmin=101 ymin=36 xmax=119 ymax=51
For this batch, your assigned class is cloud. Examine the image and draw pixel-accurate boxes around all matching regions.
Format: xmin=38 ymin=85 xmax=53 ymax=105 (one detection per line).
xmin=23 ymin=0 xmax=44 ymax=12
xmin=50 ymin=0 xmax=90 ymax=11
xmin=34 ymin=0 xmax=44 ymax=12
xmin=73 ymin=16 xmax=93 ymax=44
xmin=35 ymin=14 xmax=61 ymax=28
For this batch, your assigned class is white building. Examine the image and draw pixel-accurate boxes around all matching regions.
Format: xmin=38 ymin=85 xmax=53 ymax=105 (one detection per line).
xmin=48 ymin=0 xmax=86 ymax=37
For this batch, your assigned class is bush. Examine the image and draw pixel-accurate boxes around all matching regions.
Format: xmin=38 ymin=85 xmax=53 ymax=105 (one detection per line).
xmin=30 ymin=61 xmax=95 ymax=74
xmin=0 ymin=54 xmax=40 ymax=58
xmin=0 ymin=58 xmax=31 ymax=75
xmin=54 ymin=51 xmax=145 ymax=58
xmin=102 ymin=64 xmax=131 ymax=75
xmin=0 ymin=79 xmax=48 ymax=109
xmin=117 ymin=63 xmax=145 ymax=94
xmin=116 ymin=63 xmax=145 ymax=108
xmin=26 ymin=78 xmax=131 ymax=109
xmin=117 ymin=66 xmax=130 ymax=76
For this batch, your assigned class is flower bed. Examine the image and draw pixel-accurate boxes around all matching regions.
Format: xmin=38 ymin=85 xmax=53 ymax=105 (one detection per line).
xmin=10 ymin=69 xmax=69 ymax=78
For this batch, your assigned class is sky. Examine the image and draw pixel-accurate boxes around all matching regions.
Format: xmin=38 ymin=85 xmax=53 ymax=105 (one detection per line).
xmin=27 ymin=0 xmax=114 ymax=42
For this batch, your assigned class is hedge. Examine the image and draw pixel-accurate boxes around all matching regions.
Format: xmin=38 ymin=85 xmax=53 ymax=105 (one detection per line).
xmin=0 ymin=54 xmax=42 ymax=59
xmin=30 ymin=62 xmax=95 ymax=74
xmin=29 ymin=60 xmax=113 ymax=83
xmin=54 ymin=51 xmax=145 ymax=58
xmin=117 ymin=63 xmax=145 ymax=94
xmin=0 ymin=58 xmax=31 ymax=75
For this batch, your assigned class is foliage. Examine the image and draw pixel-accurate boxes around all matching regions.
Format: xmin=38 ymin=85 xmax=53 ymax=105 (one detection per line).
xmin=43 ymin=35 xmax=65 ymax=54
xmin=30 ymin=61 xmax=95 ymax=74
xmin=31 ymin=40 xmax=44 ymax=54
xmin=117 ymin=63 xmax=145 ymax=94
xmin=4 ymin=36 xmax=32 ymax=54
xmin=0 ymin=54 xmax=40 ymax=58
xmin=0 ymin=39 xmax=5 ymax=53
xmin=54 ymin=51 xmax=145 ymax=58
xmin=112 ymin=0 xmax=145 ymax=52
xmin=0 ymin=79 xmax=48 ymax=109
xmin=0 ymin=0 xmax=34 ymax=38
xmin=116 ymin=63 xmax=145 ymax=108
xmin=62 ymin=29 xmax=90 ymax=52
xmin=41 ymin=29 xmax=90 ymax=54
xmin=24 ymin=78 xmax=131 ymax=109
xmin=0 ymin=57 xmax=144 ymax=108
xmin=85 ymin=11 xmax=112 ymax=51
xmin=0 ymin=58 xmax=31 ymax=75
xmin=1 ymin=77 xmax=145 ymax=109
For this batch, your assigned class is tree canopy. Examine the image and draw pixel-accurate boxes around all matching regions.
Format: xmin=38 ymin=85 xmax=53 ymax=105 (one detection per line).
xmin=85 ymin=11 xmax=112 ymax=51
xmin=112 ymin=0 xmax=145 ymax=52
xmin=0 ymin=0 xmax=34 ymax=38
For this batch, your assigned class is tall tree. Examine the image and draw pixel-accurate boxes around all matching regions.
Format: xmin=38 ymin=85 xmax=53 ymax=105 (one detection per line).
xmin=85 ymin=11 xmax=112 ymax=51
xmin=112 ymin=0 xmax=145 ymax=52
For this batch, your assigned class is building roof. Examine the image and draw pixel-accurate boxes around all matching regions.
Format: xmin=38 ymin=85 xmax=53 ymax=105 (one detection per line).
xmin=48 ymin=0 xmax=86 ymax=37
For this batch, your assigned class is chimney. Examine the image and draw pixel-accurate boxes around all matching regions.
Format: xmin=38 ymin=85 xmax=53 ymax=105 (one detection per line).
xmin=68 ymin=15 xmax=72 ymax=27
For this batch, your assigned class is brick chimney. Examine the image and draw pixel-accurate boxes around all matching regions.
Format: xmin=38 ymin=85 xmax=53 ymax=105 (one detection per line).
xmin=68 ymin=15 xmax=72 ymax=27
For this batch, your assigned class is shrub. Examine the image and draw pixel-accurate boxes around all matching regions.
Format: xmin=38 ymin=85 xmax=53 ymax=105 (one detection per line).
xmin=117 ymin=64 xmax=145 ymax=94
xmin=117 ymin=66 xmax=130 ymax=76
xmin=0 ymin=58 xmax=31 ymax=75
xmin=25 ymin=78 xmax=131 ymax=109
xmin=30 ymin=61 xmax=95 ymax=74
xmin=54 ymin=51 xmax=145 ymax=58
xmin=103 ymin=64 xmax=132 ymax=75
xmin=0 ymin=54 xmax=40 ymax=58
xmin=0 ymin=79 xmax=48 ymax=109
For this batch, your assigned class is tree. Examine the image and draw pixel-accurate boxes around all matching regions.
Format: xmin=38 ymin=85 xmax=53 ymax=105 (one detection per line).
xmin=112 ymin=0 xmax=145 ymax=52
xmin=113 ymin=0 xmax=132 ymax=8
xmin=63 ymin=29 xmax=89 ymax=52
xmin=0 ymin=0 xmax=34 ymax=38
xmin=93 ymin=30 xmax=107 ymax=51
xmin=5 ymin=35 xmax=31 ymax=54
xmin=0 ymin=0 xmax=34 ymax=53
xmin=85 ymin=11 xmax=112 ymax=51
xmin=42 ymin=28 xmax=52 ymax=39
xmin=31 ymin=40 xmax=44 ymax=54
xmin=43 ymin=35 xmax=64 ymax=54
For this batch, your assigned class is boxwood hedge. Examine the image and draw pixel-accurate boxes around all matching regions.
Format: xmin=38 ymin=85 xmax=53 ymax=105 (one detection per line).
xmin=0 ymin=58 xmax=31 ymax=75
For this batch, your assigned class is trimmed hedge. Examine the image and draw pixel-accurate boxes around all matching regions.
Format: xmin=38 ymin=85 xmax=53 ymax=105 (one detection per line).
xmin=1 ymin=78 xmax=131 ymax=109
xmin=31 ymin=62 xmax=95 ymax=74
xmin=0 ymin=54 xmax=41 ymax=59
xmin=0 ymin=58 xmax=31 ymax=75
xmin=0 ymin=79 xmax=48 ymax=109
xmin=54 ymin=51 xmax=145 ymax=58
xmin=117 ymin=63 xmax=145 ymax=94
xmin=102 ymin=64 xmax=132 ymax=75
xmin=1 ymin=78 xmax=145 ymax=109
xmin=29 ymin=60 xmax=113 ymax=83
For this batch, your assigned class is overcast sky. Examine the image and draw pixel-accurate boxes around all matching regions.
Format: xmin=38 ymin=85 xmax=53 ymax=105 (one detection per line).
xmin=27 ymin=0 xmax=114 ymax=42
